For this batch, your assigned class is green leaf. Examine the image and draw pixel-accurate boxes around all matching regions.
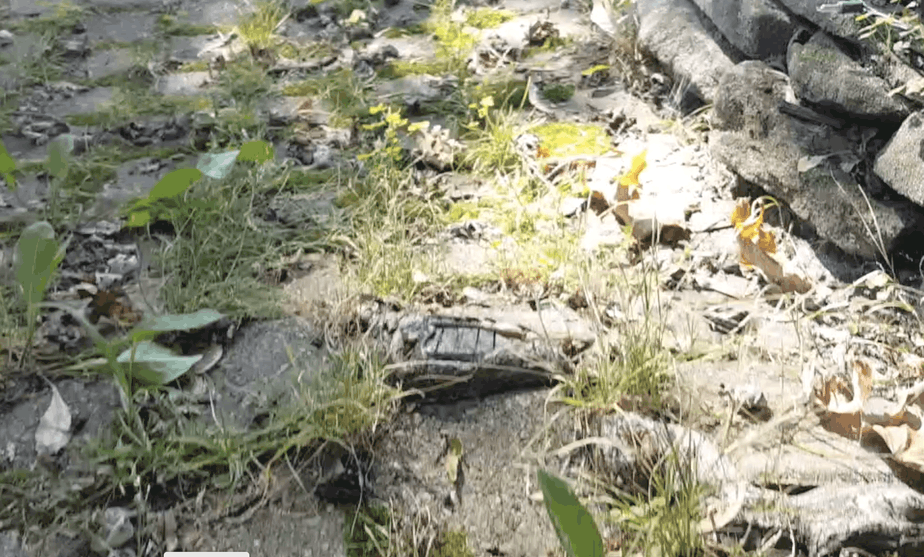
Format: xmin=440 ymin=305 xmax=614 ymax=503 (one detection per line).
xmin=237 ymin=140 xmax=275 ymax=163
xmin=47 ymin=134 xmax=75 ymax=179
xmin=581 ymin=64 xmax=610 ymax=76
xmin=125 ymin=209 xmax=151 ymax=228
xmin=537 ymin=469 xmax=604 ymax=557
xmin=0 ymin=138 xmax=18 ymax=190
xmin=117 ymin=341 xmax=203 ymax=384
xmin=131 ymin=309 xmax=223 ymax=341
xmin=15 ymin=221 xmax=62 ymax=310
xmin=197 ymin=150 xmax=240 ymax=179
xmin=147 ymin=168 xmax=203 ymax=202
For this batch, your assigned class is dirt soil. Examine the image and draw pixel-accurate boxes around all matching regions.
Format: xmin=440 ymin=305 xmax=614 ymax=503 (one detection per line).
xmin=3 ymin=0 xmax=924 ymax=556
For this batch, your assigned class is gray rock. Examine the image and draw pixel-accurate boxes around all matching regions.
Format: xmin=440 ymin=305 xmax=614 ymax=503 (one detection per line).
xmin=211 ymin=317 xmax=328 ymax=430
xmin=793 ymin=166 xmax=920 ymax=261
xmin=46 ymin=87 xmax=114 ymax=118
xmin=183 ymin=0 xmax=243 ymax=27
xmin=375 ymin=389 xmax=566 ymax=556
xmin=0 ymin=532 xmax=28 ymax=557
xmin=685 ymin=0 xmax=796 ymax=60
xmin=85 ymin=49 xmax=137 ymax=81
xmin=634 ymin=0 xmax=737 ymax=103
xmin=8 ymin=0 xmax=65 ymax=16
xmin=83 ymin=12 xmax=158 ymax=44
xmin=153 ymin=72 xmax=212 ymax=96
xmin=0 ymin=379 xmax=120 ymax=470
xmin=874 ymin=111 xmax=924 ymax=207
xmin=710 ymin=61 xmax=924 ymax=259
xmin=776 ymin=0 xmax=868 ymax=45
xmin=788 ymin=31 xmax=910 ymax=121
xmin=268 ymin=191 xmax=342 ymax=227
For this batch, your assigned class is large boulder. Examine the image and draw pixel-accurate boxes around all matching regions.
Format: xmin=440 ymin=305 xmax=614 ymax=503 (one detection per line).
xmin=634 ymin=0 xmax=738 ymax=103
xmin=874 ymin=111 xmax=924 ymax=207
xmin=684 ymin=0 xmax=796 ymax=60
xmin=710 ymin=61 xmax=924 ymax=260
xmin=788 ymin=31 xmax=911 ymax=122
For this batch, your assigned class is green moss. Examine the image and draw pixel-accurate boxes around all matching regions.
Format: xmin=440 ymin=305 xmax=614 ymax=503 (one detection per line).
xmin=531 ymin=122 xmax=612 ymax=158
xmin=464 ymin=8 xmax=515 ymax=29
xmin=447 ymin=202 xmax=480 ymax=223
xmin=377 ymin=59 xmax=451 ymax=79
xmin=433 ymin=530 xmax=475 ymax=557
xmin=541 ymin=83 xmax=574 ymax=103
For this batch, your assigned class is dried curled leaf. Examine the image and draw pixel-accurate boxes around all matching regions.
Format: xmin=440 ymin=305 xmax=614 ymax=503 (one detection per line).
xmin=730 ymin=199 xmax=776 ymax=266
xmin=815 ymin=361 xmax=924 ymax=476
xmin=730 ymin=198 xmax=809 ymax=294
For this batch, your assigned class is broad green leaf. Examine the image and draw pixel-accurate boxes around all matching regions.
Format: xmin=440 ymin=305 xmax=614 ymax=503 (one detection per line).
xmin=0 ymin=138 xmax=17 ymax=190
xmin=47 ymin=134 xmax=74 ymax=179
xmin=237 ymin=140 xmax=274 ymax=163
xmin=147 ymin=168 xmax=203 ymax=202
xmin=15 ymin=221 xmax=62 ymax=310
xmin=117 ymin=341 xmax=203 ymax=384
xmin=132 ymin=309 xmax=223 ymax=338
xmin=125 ymin=209 xmax=151 ymax=228
xmin=538 ymin=469 xmax=604 ymax=557
xmin=197 ymin=150 xmax=240 ymax=179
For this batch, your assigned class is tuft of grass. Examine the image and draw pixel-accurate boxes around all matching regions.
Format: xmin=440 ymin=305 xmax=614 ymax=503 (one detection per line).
xmin=0 ymin=92 xmax=20 ymax=134
xmin=334 ymin=104 xmax=446 ymax=301
xmin=424 ymin=0 xmax=479 ymax=78
xmin=461 ymin=94 xmax=526 ymax=175
xmin=345 ymin=504 xmax=394 ymax=557
xmin=606 ymin=450 xmax=705 ymax=556
xmin=0 ymin=282 xmax=27 ymax=370
xmin=155 ymin=163 xmax=324 ymax=317
xmin=282 ymin=68 xmax=370 ymax=123
xmin=78 ymin=345 xmax=399 ymax=521
xmin=559 ymin=255 xmax=672 ymax=410
xmin=11 ymin=2 xmax=85 ymax=36
xmin=11 ymin=33 xmax=65 ymax=86
xmin=237 ymin=0 xmax=289 ymax=51
xmin=215 ymin=57 xmax=273 ymax=109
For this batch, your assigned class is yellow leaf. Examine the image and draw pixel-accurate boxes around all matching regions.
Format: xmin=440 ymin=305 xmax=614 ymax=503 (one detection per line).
xmin=737 ymin=205 xmax=764 ymax=243
xmin=757 ymin=228 xmax=776 ymax=255
xmin=730 ymin=199 xmax=750 ymax=229
xmin=618 ymin=150 xmax=647 ymax=189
